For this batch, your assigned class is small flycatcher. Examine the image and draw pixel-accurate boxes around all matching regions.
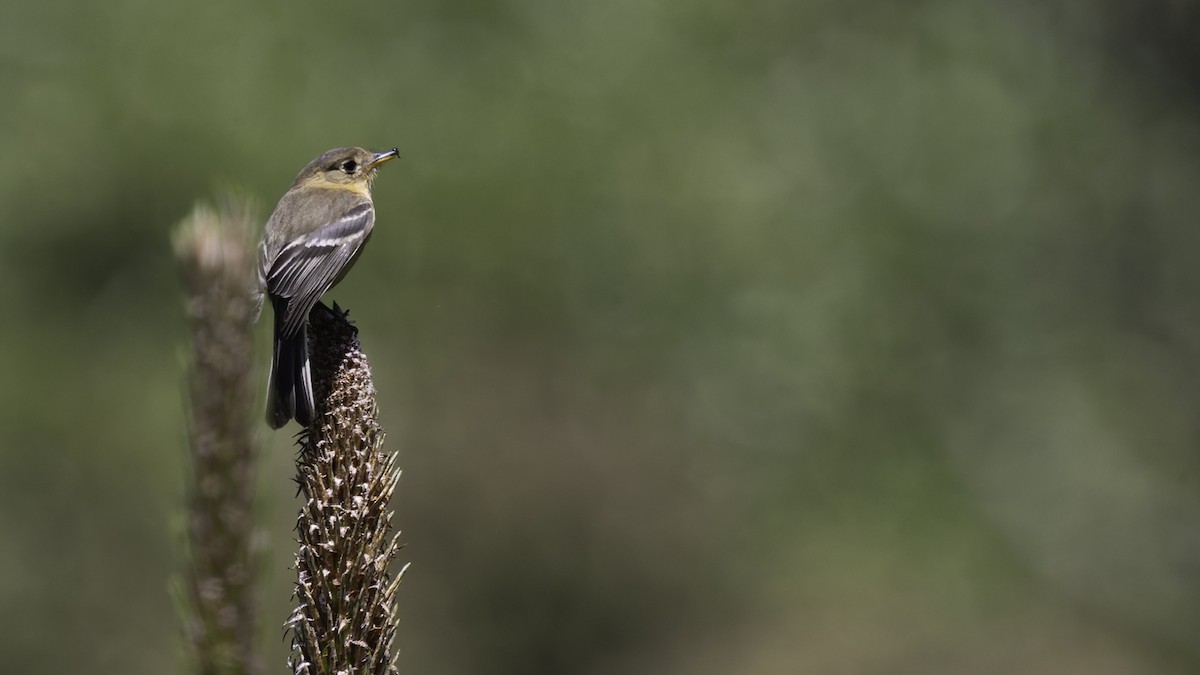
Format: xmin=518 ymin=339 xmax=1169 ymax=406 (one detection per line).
xmin=259 ymin=146 xmax=399 ymax=428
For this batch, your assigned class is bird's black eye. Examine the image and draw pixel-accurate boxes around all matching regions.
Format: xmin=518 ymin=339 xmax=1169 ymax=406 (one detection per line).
xmin=340 ymin=160 xmax=358 ymax=174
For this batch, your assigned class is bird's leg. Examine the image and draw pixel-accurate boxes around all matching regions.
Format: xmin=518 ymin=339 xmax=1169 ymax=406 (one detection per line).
xmin=311 ymin=300 xmax=357 ymax=334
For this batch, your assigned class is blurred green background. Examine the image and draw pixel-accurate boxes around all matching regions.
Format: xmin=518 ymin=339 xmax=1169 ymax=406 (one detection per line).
xmin=4 ymin=0 xmax=1200 ymax=672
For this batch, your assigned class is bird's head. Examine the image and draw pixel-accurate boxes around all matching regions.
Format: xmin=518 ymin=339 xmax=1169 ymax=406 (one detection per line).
xmin=293 ymin=146 xmax=400 ymax=194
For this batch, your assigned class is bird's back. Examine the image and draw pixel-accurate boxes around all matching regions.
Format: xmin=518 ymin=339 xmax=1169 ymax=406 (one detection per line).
xmin=259 ymin=184 xmax=374 ymax=292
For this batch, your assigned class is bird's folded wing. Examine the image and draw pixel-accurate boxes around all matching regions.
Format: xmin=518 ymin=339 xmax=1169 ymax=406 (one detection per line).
xmin=267 ymin=202 xmax=375 ymax=339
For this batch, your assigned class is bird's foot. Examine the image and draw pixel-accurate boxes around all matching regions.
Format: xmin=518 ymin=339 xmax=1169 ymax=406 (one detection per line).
xmin=312 ymin=300 xmax=357 ymax=334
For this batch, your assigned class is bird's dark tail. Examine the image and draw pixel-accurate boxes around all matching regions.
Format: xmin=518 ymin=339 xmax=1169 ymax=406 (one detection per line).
xmin=266 ymin=303 xmax=315 ymax=429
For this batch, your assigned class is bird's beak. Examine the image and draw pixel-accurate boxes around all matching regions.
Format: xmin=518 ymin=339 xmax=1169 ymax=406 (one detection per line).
xmin=367 ymin=148 xmax=400 ymax=169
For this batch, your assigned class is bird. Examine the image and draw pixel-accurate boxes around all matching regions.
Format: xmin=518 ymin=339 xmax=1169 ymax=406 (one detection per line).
xmin=258 ymin=146 xmax=399 ymax=428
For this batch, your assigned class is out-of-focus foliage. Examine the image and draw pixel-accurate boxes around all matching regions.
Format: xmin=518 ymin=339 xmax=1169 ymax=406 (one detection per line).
xmin=2 ymin=0 xmax=1200 ymax=673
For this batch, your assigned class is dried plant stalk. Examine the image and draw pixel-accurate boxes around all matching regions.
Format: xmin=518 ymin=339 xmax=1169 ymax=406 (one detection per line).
xmin=174 ymin=197 xmax=263 ymax=675
xmin=288 ymin=305 xmax=405 ymax=675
